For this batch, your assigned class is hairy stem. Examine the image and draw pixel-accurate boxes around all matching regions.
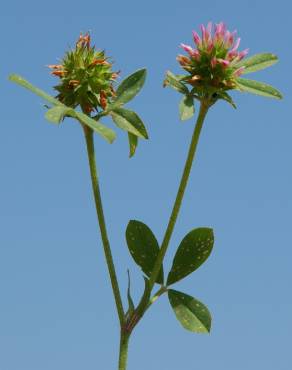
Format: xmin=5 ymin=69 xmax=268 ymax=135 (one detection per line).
xmin=83 ymin=125 xmax=125 ymax=326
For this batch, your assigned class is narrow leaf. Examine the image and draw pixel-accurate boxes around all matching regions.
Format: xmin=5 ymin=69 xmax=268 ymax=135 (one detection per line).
xmin=236 ymin=53 xmax=278 ymax=74
xmin=111 ymin=107 xmax=148 ymax=139
xmin=113 ymin=69 xmax=147 ymax=106
xmin=9 ymin=74 xmax=62 ymax=106
xmin=128 ymin=133 xmax=138 ymax=158
xmin=168 ymin=289 xmax=211 ymax=333
xmin=9 ymin=74 xmax=116 ymax=143
xmin=236 ymin=78 xmax=283 ymax=99
xmin=126 ymin=220 xmax=163 ymax=284
xmin=163 ymin=71 xmax=189 ymax=94
xmin=167 ymin=228 xmax=214 ymax=285
xmin=179 ymin=95 xmax=195 ymax=121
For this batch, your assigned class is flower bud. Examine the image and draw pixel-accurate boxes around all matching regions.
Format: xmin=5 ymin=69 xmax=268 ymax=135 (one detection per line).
xmin=48 ymin=32 xmax=119 ymax=114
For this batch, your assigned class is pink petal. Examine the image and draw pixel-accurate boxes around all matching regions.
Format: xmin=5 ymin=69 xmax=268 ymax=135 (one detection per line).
xmin=192 ymin=31 xmax=202 ymax=46
xmin=230 ymin=37 xmax=241 ymax=52
xmin=207 ymin=21 xmax=213 ymax=35
xmin=200 ymin=24 xmax=206 ymax=40
xmin=238 ymin=48 xmax=249 ymax=60
xmin=218 ymin=58 xmax=230 ymax=67
xmin=180 ymin=43 xmax=194 ymax=54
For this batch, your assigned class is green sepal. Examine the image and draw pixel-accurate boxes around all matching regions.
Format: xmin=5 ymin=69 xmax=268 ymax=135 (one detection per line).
xmin=111 ymin=107 xmax=148 ymax=139
xmin=135 ymin=276 xmax=151 ymax=318
xmin=128 ymin=133 xmax=138 ymax=158
xmin=9 ymin=74 xmax=116 ymax=143
xmin=168 ymin=289 xmax=212 ymax=333
xmin=167 ymin=228 xmax=214 ymax=286
xmin=179 ymin=95 xmax=195 ymax=120
xmin=236 ymin=77 xmax=283 ymax=99
xmin=112 ymin=69 xmax=147 ymax=107
xmin=126 ymin=220 xmax=164 ymax=284
xmin=235 ymin=53 xmax=278 ymax=74
xmin=126 ymin=270 xmax=135 ymax=316
xmin=163 ymin=71 xmax=189 ymax=94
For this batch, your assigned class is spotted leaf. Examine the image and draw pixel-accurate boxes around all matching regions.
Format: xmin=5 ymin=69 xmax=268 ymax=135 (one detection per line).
xmin=168 ymin=289 xmax=211 ymax=333
xmin=126 ymin=220 xmax=163 ymax=284
xmin=167 ymin=228 xmax=214 ymax=285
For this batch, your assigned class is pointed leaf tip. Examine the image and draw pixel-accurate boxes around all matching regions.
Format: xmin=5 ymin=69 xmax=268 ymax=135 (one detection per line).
xmin=113 ymin=68 xmax=147 ymax=106
xmin=236 ymin=53 xmax=279 ymax=74
xmin=111 ymin=107 xmax=148 ymax=139
xmin=236 ymin=78 xmax=283 ymax=99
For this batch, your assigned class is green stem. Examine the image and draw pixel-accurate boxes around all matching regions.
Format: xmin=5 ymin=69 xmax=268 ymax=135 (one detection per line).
xmin=118 ymin=332 xmax=130 ymax=370
xmin=147 ymin=286 xmax=168 ymax=309
xmin=148 ymin=101 xmax=210 ymax=291
xmin=83 ymin=125 xmax=125 ymax=326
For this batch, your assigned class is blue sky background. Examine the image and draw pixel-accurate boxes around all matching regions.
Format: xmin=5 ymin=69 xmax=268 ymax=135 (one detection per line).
xmin=1 ymin=1 xmax=291 ymax=369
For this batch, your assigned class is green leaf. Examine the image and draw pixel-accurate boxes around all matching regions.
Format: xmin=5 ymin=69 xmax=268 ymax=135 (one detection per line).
xmin=111 ymin=107 xmax=148 ymax=139
xmin=179 ymin=95 xmax=195 ymax=121
xmin=168 ymin=289 xmax=211 ymax=333
xmin=235 ymin=53 xmax=278 ymax=74
xmin=167 ymin=228 xmax=214 ymax=285
xmin=45 ymin=106 xmax=75 ymax=124
xmin=126 ymin=220 xmax=163 ymax=284
xmin=9 ymin=74 xmax=116 ymax=143
xmin=163 ymin=71 xmax=189 ymax=94
xmin=113 ymin=69 xmax=147 ymax=106
xmin=9 ymin=74 xmax=62 ymax=106
xmin=217 ymin=91 xmax=237 ymax=109
xmin=236 ymin=78 xmax=283 ymax=99
xmin=128 ymin=133 xmax=138 ymax=158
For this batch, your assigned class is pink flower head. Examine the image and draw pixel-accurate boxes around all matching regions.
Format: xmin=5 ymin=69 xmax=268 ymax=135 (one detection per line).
xmin=177 ymin=22 xmax=250 ymax=91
